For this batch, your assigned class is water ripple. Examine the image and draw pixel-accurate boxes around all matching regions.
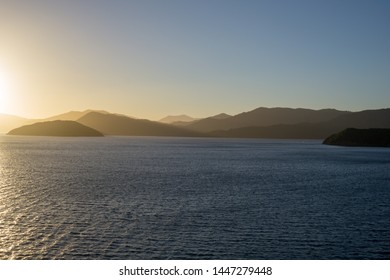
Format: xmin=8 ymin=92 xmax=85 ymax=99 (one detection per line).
xmin=0 ymin=136 xmax=389 ymax=259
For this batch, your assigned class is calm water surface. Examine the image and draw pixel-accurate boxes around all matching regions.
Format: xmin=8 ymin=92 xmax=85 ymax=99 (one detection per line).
xmin=0 ymin=136 xmax=389 ymax=259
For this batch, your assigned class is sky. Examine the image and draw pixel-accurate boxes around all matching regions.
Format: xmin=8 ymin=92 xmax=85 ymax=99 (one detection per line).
xmin=0 ymin=0 xmax=389 ymax=120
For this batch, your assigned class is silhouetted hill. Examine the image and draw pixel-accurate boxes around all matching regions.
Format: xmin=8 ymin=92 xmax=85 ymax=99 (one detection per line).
xmin=210 ymin=123 xmax=334 ymax=139
xmin=0 ymin=113 xmax=29 ymax=133
xmin=186 ymin=107 xmax=350 ymax=132
xmin=39 ymin=109 xmax=110 ymax=122
xmin=3 ymin=107 xmax=389 ymax=139
xmin=7 ymin=120 xmax=104 ymax=137
xmin=170 ymin=113 xmax=232 ymax=127
xmin=326 ymin=109 xmax=390 ymax=129
xmin=323 ymin=128 xmax=390 ymax=147
xmin=77 ymin=112 xmax=204 ymax=137
xmin=209 ymin=113 xmax=232 ymax=120
xmin=159 ymin=114 xmax=199 ymax=123
xmin=210 ymin=108 xmax=390 ymax=139
xmin=0 ymin=110 xmax=118 ymax=132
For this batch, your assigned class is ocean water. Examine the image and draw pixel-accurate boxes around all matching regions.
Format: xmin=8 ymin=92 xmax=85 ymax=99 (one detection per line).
xmin=0 ymin=135 xmax=389 ymax=260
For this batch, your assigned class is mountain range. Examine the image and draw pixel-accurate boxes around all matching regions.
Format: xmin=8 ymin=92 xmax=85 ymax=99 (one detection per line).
xmin=181 ymin=107 xmax=350 ymax=132
xmin=2 ymin=107 xmax=390 ymax=139
xmin=210 ymin=108 xmax=390 ymax=139
xmin=77 ymin=111 xmax=202 ymax=137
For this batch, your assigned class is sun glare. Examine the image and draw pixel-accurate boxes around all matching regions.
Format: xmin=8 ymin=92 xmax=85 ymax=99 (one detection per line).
xmin=0 ymin=71 xmax=10 ymax=113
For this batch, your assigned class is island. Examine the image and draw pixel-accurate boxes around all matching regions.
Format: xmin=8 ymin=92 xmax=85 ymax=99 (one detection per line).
xmin=7 ymin=120 xmax=104 ymax=137
xmin=323 ymin=128 xmax=390 ymax=147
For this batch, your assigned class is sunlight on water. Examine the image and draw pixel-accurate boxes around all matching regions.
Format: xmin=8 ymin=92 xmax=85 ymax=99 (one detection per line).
xmin=0 ymin=136 xmax=389 ymax=259
xmin=0 ymin=141 xmax=15 ymax=259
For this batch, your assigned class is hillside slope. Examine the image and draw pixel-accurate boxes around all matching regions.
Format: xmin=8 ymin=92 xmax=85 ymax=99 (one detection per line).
xmin=186 ymin=107 xmax=350 ymax=132
xmin=77 ymin=112 xmax=203 ymax=137
xmin=7 ymin=120 xmax=104 ymax=136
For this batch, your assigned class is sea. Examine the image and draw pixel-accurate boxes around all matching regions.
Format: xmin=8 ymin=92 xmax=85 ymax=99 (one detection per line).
xmin=0 ymin=135 xmax=389 ymax=260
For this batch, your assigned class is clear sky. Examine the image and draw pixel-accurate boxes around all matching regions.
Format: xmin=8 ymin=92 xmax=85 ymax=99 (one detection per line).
xmin=0 ymin=0 xmax=389 ymax=119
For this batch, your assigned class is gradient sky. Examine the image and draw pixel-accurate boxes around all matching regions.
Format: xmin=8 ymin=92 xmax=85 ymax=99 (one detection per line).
xmin=1 ymin=0 xmax=389 ymax=119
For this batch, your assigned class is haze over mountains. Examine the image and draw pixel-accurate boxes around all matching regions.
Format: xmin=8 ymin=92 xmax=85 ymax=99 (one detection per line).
xmin=2 ymin=107 xmax=390 ymax=139
xmin=0 ymin=109 xmax=107 ymax=133
xmin=159 ymin=115 xmax=199 ymax=124
xmin=0 ymin=113 xmax=29 ymax=133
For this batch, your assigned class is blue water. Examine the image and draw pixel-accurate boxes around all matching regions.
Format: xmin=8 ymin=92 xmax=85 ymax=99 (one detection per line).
xmin=0 ymin=136 xmax=389 ymax=259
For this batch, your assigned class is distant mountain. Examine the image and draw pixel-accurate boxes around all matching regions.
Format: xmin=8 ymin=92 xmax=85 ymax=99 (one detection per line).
xmin=210 ymin=113 xmax=231 ymax=120
xmin=325 ymin=108 xmax=390 ymax=129
xmin=77 ymin=111 xmax=204 ymax=137
xmin=323 ymin=128 xmax=390 ymax=147
xmin=0 ymin=113 xmax=29 ymax=133
xmin=159 ymin=114 xmax=199 ymax=124
xmin=210 ymin=123 xmax=333 ymax=139
xmin=35 ymin=109 xmax=111 ymax=122
xmin=3 ymin=107 xmax=389 ymax=139
xmin=169 ymin=112 xmax=232 ymax=127
xmin=0 ymin=110 xmax=113 ymax=133
xmin=7 ymin=120 xmax=104 ymax=137
xmin=211 ymin=108 xmax=390 ymax=139
xmin=186 ymin=107 xmax=350 ymax=132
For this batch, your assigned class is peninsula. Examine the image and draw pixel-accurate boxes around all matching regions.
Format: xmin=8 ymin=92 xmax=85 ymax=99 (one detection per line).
xmin=323 ymin=128 xmax=390 ymax=147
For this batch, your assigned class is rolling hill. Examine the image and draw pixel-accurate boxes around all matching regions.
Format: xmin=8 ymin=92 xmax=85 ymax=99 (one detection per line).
xmin=170 ymin=112 xmax=232 ymax=127
xmin=0 ymin=110 xmax=112 ymax=133
xmin=77 ymin=111 xmax=204 ymax=137
xmin=7 ymin=120 xmax=104 ymax=137
xmin=2 ymin=107 xmax=389 ymax=139
xmin=211 ymin=108 xmax=390 ymax=139
xmin=185 ymin=107 xmax=351 ymax=132
xmin=36 ymin=109 xmax=110 ymax=122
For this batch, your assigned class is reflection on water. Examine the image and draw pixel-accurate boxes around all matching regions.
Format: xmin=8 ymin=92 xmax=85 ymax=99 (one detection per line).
xmin=0 ymin=136 xmax=389 ymax=259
